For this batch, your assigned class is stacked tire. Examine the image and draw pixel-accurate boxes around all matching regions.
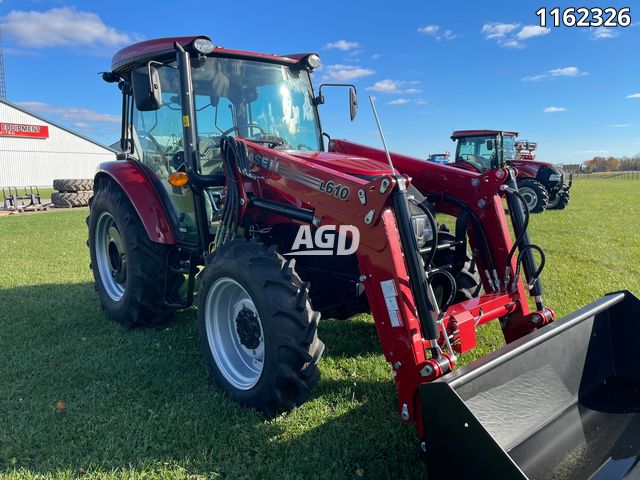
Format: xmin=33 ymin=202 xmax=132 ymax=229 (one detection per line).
xmin=52 ymin=179 xmax=94 ymax=208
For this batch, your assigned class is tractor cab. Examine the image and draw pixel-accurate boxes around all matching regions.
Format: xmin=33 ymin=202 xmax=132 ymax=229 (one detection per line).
xmin=451 ymin=129 xmax=518 ymax=173
xmin=105 ymin=36 xmax=359 ymax=245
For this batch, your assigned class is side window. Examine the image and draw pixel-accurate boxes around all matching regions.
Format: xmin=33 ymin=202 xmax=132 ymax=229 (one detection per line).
xmin=131 ymin=66 xmax=199 ymax=244
xmin=458 ymin=141 xmax=474 ymax=159
xmin=194 ymin=95 xmax=235 ymax=175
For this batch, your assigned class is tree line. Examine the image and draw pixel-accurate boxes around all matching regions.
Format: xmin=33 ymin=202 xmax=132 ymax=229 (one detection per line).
xmin=582 ymin=155 xmax=640 ymax=172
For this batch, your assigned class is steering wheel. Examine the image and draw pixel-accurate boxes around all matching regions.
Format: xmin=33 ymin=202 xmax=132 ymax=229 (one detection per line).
xmin=139 ymin=132 xmax=170 ymax=172
xmin=219 ymin=123 xmax=264 ymax=137
xmin=458 ymin=154 xmax=479 ymax=163
xmin=139 ymin=132 xmax=165 ymax=159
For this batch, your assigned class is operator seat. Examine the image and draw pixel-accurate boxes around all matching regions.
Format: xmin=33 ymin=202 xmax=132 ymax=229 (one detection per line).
xmin=199 ymin=136 xmax=224 ymax=176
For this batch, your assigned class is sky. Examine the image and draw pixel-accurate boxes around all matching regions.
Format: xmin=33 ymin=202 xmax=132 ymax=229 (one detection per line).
xmin=1 ymin=0 xmax=639 ymax=163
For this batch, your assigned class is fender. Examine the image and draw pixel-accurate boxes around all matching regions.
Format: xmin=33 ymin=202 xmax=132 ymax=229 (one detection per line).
xmin=94 ymin=160 xmax=177 ymax=244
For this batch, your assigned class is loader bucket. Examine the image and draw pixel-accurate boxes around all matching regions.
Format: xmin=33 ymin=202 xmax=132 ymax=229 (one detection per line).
xmin=420 ymin=291 xmax=640 ymax=480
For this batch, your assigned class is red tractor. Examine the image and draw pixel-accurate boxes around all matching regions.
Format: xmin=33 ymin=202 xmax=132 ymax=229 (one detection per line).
xmin=89 ymin=35 xmax=639 ymax=479
xmin=451 ymin=130 xmax=572 ymax=212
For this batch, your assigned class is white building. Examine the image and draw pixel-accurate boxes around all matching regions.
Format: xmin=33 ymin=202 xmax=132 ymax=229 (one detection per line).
xmin=0 ymin=99 xmax=116 ymax=187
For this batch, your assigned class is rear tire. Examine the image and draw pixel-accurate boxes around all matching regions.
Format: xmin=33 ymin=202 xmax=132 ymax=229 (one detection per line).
xmin=87 ymin=178 xmax=182 ymax=327
xmin=197 ymin=239 xmax=324 ymax=417
xmin=52 ymin=191 xmax=92 ymax=208
xmin=53 ymin=178 xmax=94 ymax=192
xmin=547 ymin=189 xmax=570 ymax=210
xmin=516 ymin=179 xmax=548 ymax=213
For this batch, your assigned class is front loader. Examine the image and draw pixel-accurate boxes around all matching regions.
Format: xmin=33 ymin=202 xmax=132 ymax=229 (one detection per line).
xmin=89 ymin=35 xmax=640 ymax=479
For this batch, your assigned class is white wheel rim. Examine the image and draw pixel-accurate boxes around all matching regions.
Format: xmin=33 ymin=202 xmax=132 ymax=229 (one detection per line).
xmin=95 ymin=211 xmax=126 ymax=301
xmin=547 ymin=194 xmax=560 ymax=208
xmin=204 ymin=277 xmax=264 ymax=390
xmin=518 ymin=187 xmax=537 ymax=210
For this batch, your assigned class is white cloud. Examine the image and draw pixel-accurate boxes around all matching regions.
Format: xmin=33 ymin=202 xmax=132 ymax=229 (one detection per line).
xmin=0 ymin=7 xmax=139 ymax=51
xmin=366 ymin=79 xmax=420 ymax=94
xmin=387 ymin=98 xmax=410 ymax=105
xmin=371 ymin=54 xmax=382 ymax=60
xmin=17 ymin=101 xmax=120 ymax=124
xmin=625 ymin=93 xmax=640 ymax=99
xmin=523 ymin=66 xmax=586 ymax=81
xmin=324 ymin=39 xmax=359 ymax=51
xmin=543 ymin=106 xmax=567 ymax=113
xmin=609 ymin=124 xmax=631 ymax=128
xmin=418 ymin=24 xmax=458 ymax=40
xmin=321 ymin=64 xmax=374 ymax=82
xmin=522 ymin=74 xmax=548 ymax=82
xmin=482 ymin=22 xmax=519 ymax=39
xmin=591 ymin=27 xmax=618 ymax=40
xmin=516 ymin=25 xmax=550 ymax=40
xmin=502 ymin=39 xmax=525 ymax=49
xmin=549 ymin=66 xmax=584 ymax=77
xmin=483 ymin=22 xmax=550 ymax=48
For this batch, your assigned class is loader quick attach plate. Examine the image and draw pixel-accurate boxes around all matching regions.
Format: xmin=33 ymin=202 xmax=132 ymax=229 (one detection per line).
xmin=420 ymin=291 xmax=640 ymax=480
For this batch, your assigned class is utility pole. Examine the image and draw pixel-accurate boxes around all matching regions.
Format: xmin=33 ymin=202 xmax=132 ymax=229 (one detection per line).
xmin=0 ymin=29 xmax=7 ymax=101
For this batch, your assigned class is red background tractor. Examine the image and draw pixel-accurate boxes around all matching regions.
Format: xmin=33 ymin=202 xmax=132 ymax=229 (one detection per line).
xmin=451 ymin=130 xmax=572 ymax=212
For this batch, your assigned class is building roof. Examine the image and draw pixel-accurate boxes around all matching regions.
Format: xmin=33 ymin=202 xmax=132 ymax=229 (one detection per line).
xmin=0 ymin=98 xmax=116 ymax=153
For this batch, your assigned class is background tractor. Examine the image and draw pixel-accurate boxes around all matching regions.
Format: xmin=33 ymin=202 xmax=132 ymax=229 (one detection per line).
xmin=89 ymin=35 xmax=639 ymax=479
xmin=451 ymin=130 xmax=572 ymax=212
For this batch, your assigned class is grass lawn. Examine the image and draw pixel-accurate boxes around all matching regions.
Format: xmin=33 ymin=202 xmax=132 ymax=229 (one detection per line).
xmin=1 ymin=178 xmax=638 ymax=479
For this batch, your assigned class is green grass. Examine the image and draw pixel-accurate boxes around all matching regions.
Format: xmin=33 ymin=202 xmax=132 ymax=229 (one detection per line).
xmin=0 ymin=178 xmax=638 ymax=479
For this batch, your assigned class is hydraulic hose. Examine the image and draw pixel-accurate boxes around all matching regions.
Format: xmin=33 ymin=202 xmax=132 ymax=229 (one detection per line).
xmin=501 ymin=179 xmax=545 ymax=306
xmin=504 ymin=188 xmax=530 ymax=277
xmin=428 ymin=269 xmax=457 ymax=357
xmin=425 ymin=193 xmax=497 ymax=289
xmin=429 ymin=269 xmax=457 ymax=315
xmin=511 ymin=244 xmax=546 ymax=293
xmin=408 ymin=198 xmax=439 ymax=268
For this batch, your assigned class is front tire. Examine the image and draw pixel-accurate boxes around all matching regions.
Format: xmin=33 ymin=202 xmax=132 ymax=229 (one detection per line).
xmin=87 ymin=178 xmax=182 ymax=327
xmin=546 ymin=189 xmax=570 ymax=210
xmin=197 ymin=239 xmax=324 ymax=417
xmin=516 ymin=179 xmax=548 ymax=213
xmin=429 ymin=229 xmax=482 ymax=306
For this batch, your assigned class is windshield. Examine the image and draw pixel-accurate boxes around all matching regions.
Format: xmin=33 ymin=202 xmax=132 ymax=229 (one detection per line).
xmin=503 ymin=135 xmax=517 ymax=162
xmin=191 ymin=57 xmax=321 ymax=152
xmin=455 ymin=135 xmax=499 ymax=172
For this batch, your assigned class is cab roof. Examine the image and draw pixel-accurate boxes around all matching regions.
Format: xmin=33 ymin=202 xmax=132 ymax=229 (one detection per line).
xmin=451 ymin=129 xmax=519 ymax=140
xmin=111 ymin=35 xmax=316 ymax=74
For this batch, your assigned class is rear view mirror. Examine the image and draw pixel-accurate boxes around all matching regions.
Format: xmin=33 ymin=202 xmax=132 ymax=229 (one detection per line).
xmin=132 ymin=64 xmax=162 ymax=111
xmin=349 ymin=87 xmax=358 ymax=121
xmin=316 ymin=83 xmax=359 ymax=121
xmin=486 ymin=139 xmax=494 ymax=151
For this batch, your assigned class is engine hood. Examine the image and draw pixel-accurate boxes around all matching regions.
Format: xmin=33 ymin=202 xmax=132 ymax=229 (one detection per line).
xmin=287 ymin=151 xmax=393 ymax=177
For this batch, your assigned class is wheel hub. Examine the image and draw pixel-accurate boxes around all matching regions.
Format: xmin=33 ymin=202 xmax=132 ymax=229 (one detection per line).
xmin=204 ymin=277 xmax=265 ymax=390
xmin=106 ymin=226 xmax=126 ymax=284
xmin=95 ymin=212 xmax=127 ymax=301
xmin=519 ymin=188 xmax=536 ymax=209
xmin=235 ymin=307 xmax=262 ymax=350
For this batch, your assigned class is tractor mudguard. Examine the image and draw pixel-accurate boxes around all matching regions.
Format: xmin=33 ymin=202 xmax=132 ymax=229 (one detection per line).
xmin=95 ymin=160 xmax=176 ymax=244
xmin=420 ymin=291 xmax=640 ymax=480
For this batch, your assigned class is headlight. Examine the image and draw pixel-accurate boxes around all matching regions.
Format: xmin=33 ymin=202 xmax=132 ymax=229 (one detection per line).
xmin=306 ymin=54 xmax=321 ymax=70
xmin=193 ymin=38 xmax=214 ymax=54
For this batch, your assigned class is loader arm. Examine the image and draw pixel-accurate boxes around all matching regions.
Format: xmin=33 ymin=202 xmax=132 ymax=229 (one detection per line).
xmin=329 ymin=139 xmax=550 ymax=342
xmin=223 ymin=139 xmax=547 ymax=434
